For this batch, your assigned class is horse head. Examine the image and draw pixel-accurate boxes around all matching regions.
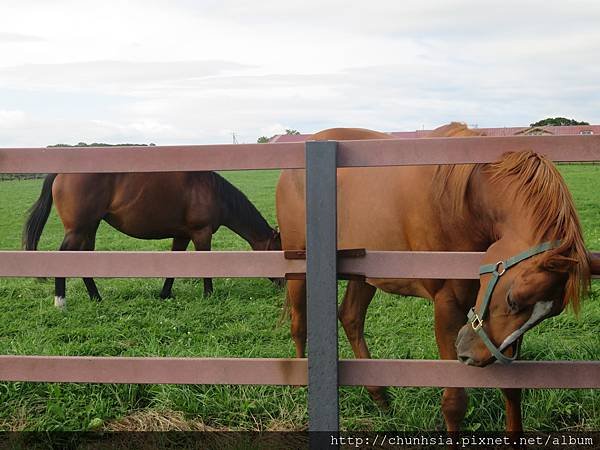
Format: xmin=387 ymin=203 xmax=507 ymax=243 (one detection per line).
xmin=455 ymin=239 xmax=583 ymax=366
xmin=266 ymin=227 xmax=284 ymax=288
xmin=266 ymin=227 xmax=282 ymax=251
xmin=455 ymin=152 xmax=592 ymax=366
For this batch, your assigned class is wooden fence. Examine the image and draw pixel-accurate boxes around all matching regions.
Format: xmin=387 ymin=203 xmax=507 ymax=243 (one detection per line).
xmin=1 ymin=134 xmax=599 ymax=439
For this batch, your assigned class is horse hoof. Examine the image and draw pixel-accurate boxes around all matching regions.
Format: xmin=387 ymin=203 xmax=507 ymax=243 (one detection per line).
xmin=374 ymin=396 xmax=390 ymax=411
xmin=368 ymin=387 xmax=390 ymax=411
xmin=54 ymin=296 xmax=66 ymax=309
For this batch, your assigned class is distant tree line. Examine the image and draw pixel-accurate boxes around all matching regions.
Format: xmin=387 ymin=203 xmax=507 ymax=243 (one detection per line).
xmin=530 ymin=117 xmax=589 ymax=127
xmin=1 ymin=142 xmax=155 ymax=181
xmin=47 ymin=142 xmax=155 ymax=148
xmin=257 ymin=129 xmax=300 ymax=143
xmin=0 ymin=173 xmax=44 ymax=181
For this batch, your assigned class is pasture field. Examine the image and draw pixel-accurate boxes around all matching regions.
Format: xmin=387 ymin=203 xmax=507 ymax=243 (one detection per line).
xmin=0 ymin=166 xmax=598 ymax=432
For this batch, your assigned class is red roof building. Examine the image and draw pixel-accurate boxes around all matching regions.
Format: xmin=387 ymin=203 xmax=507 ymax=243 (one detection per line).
xmin=269 ymin=125 xmax=600 ymax=142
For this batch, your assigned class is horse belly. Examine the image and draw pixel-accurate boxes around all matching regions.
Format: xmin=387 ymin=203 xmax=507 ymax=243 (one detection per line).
xmin=105 ymin=174 xmax=189 ymax=239
xmin=367 ymin=278 xmax=434 ymax=300
xmin=336 ymin=167 xmax=443 ymax=301
xmin=104 ymin=213 xmax=183 ymax=240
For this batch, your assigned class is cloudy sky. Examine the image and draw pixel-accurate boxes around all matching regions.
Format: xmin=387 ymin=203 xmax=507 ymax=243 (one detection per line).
xmin=1 ymin=0 xmax=599 ymax=146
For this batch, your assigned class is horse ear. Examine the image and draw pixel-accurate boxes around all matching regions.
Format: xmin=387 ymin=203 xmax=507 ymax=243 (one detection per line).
xmin=542 ymin=255 xmax=578 ymax=273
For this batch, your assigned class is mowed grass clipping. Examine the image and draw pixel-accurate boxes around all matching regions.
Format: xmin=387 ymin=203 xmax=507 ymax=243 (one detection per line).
xmin=0 ymin=166 xmax=598 ymax=432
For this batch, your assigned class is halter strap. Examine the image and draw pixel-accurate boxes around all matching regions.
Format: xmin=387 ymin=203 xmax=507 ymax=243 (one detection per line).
xmin=468 ymin=240 xmax=561 ymax=364
xmin=479 ymin=241 xmax=558 ymax=275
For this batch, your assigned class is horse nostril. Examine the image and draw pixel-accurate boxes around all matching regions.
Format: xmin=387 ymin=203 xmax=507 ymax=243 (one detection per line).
xmin=458 ymin=354 xmax=470 ymax=363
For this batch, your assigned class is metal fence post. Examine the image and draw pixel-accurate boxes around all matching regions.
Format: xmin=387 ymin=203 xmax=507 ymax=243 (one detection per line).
xmin=306 ymin=140 xmax=339 ymax=440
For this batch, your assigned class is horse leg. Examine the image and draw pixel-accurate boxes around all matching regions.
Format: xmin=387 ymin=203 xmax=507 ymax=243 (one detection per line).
xmin=501 ymin=388 xmax=523 ymax=432
xmin=55 ymin=277 xmax=66 ymax=309
xmin=434 ymin=291 xmax=469 ymax=431
xmin=286 ymin=279 xmax=307 ymax=358
xmin=80 ymin=234 xmax=100 ymax=301
xmin=159 ymin=237 xmax=190 ymax=299
xmin=83 ymin=278 xmax=101 ymax=301
xmin=338 ymin=281 xmax=389 ymax=408
xmin=56 ymin=229 xmax=100 ymax=308
xmin=191 ymin=228 xmax=213 ymax=297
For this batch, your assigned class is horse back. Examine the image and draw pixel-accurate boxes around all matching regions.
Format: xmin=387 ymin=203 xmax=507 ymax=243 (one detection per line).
xmin=53 ymin=172 xmax=220 ymax=239
xmin=276 ymin=127 xmax=479 ymax=299
xmin=277 ymin=128 xmax=446 ymax=251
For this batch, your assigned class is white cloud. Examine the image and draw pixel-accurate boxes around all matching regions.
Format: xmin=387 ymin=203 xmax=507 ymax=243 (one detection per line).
xmin=0 ymin=32 xmax=44 ymax=43
xmin=0 ymin=0 xmax=599 ymax=146
xmin=0 ymin=60 xmax=250 ymax=93
xmin=0 ymin=110 xmax=28 ymax=129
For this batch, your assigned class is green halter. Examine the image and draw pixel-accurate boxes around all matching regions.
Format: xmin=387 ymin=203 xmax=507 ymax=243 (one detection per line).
xmin=467 ymin=241 xmax=561 ymax=364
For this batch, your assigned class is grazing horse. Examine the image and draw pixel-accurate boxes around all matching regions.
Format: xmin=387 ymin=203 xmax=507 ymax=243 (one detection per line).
xmin=24 ymin=171 xmax=281 ymax=308
xmin=276 ymin=123 xmax=594 ymax=431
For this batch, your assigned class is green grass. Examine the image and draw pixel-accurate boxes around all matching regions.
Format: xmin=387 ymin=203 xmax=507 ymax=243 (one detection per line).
xmin=0 ymin=166 xmax=598 ymax=432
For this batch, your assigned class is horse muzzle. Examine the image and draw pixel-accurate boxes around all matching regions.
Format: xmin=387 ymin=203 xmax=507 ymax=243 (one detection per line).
xmin=456 ymin=325 xmax=493 ymax=367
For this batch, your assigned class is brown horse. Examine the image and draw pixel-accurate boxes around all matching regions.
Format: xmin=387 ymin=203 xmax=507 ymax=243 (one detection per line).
xmin=24 ymin=171 xmax=281 ymax=308
xmin=276 ymin=123 xmax=595 ymax=431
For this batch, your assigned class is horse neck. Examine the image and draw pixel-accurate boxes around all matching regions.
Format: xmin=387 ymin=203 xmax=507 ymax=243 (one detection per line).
xmin=224 ymin=212 xmax=273 ymax=250
xmin=471 ymin=170 xmax=540 ymax=247
xmin=215 ymin=177 xmax=274 ymax=250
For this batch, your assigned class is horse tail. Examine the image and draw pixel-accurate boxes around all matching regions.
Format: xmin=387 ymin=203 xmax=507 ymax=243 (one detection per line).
xmin=279 ymin=290 xmax=292 ymax=324
xmin=23 ymin=173 xmax=57 ymax=250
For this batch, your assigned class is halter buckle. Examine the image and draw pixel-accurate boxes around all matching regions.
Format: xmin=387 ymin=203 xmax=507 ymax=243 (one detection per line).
xmin=493 ymin=260 xmax=506 ymax=276
xmin=470 ymin=313 xmax=484 ymax=331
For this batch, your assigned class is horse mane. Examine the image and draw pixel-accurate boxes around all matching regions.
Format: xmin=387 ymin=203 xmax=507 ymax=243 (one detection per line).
xmin=427 ymin=122 xmax=486 ymax=138
xmin=431 ymin=123 xmax=590 ymax=312
xmin=431 ymin=122 xmax=485 ymax=216
xmin=209 ymin=172 xmax=273 ymax=237
xmin=486 ymin=152 xmax=590 ymax=312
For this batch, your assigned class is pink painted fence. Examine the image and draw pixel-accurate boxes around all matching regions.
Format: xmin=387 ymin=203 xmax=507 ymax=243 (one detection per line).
xmin=1 ymin=135 xmax=599 ymax=430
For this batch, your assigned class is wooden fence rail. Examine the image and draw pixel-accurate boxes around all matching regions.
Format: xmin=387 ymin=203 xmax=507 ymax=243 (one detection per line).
xmin=1 ymin=250 xmax=597 ymax=279
xmin=0 ymin=134 xmax=599 ymax=439
xmin=0 ymin=356 xmax=598 ymax=389
xmin=1 ymin=135 xmax=599 ymax=172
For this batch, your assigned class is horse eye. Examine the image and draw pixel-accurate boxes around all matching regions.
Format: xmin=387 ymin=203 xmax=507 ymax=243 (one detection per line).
xmin=506 ymin=292 xmax=520 ymax=314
